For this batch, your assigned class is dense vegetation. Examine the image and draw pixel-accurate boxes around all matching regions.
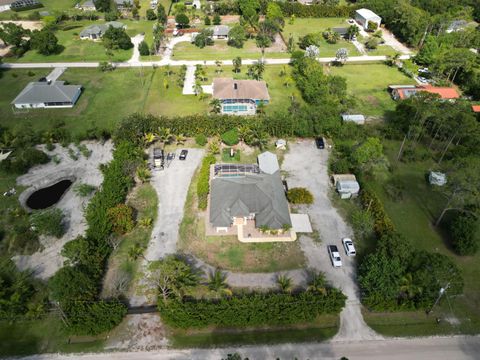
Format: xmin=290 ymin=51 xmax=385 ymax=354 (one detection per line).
xmin=197 ymin=155 xmax=216 ymax=210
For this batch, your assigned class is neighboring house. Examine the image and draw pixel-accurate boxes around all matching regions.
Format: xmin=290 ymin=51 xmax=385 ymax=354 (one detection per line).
xmin=10 ymin=0 xmax=42 ymax=10
xmin=355 ymin=8 xmax=381 ymax=30
xmin=212 ymin=78 xmax=270 ymax=115
xmin=342 ymin=114 xmax=365 ymax=125
xmin=114 ymin=0 xmax=133 ymax=10
xmin=209 ymin=161 xmax=292 ymax=233
xmin=211 ymin=25 xmax=229 ymax=39
xmin=390 ymin=85 xmax=460 ymax=100
xmin=77 ymin=0 xmax=95 ymax=11
xmin=472 ymin=105 xmax=480 ymax=113
xmin=79 ymin=21 xmax=125 ymax=40
xmin=12 ymin=81 xmax=82 ymax=109
xmin=332 ymin=174 xmax=360 ymax=199
xmin=0 ymin=0 xmax=14 ymax=12
xmin=446 ymin=20 xmax=468 ymax=33
xmin=185 ymin=0 xmax=200 ymax=8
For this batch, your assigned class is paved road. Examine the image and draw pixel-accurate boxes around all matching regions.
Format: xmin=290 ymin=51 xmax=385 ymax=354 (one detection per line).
xmin=17 ymin=335 xmax=480 ymax=360
xmin=0 ymin=55 xmax=411 ymax=69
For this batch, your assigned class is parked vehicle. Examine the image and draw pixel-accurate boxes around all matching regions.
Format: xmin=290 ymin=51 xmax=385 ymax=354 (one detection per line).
xmin=328 ymin=245 xmax=342 ymax=267
xmin=417 ymin=76 xmax=429 ymax=83
xmin=153 ymin=147 xmax=164 ymax=170
xmin=179 ymin=149 xmax=188 ymax=160
xmin=315 ymin=137 xmax=325 ymax=149
xmin=342 ymin=238 xmax=356 ymax=256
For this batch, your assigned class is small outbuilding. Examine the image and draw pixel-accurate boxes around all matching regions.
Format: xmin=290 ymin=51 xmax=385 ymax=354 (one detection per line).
xmin=275 ymin=139 xmax=287 ymax=150
xmin=429 ymin=171 xmax=447 ymax=186
xmin=257 ymin=151 xmax=280 ymax=175
xmin=332 ymin=174 xmax=360 ymax=199
xmin=342 ymin=114 xmax=365 ymax=125
xmin=355 ymin=8 xmax=382 ymax=30
xmin=212 ymin=25 xmax=230 ymax=39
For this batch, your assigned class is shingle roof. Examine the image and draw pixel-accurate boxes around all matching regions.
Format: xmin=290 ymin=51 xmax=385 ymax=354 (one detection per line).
xmin=212 ymin=25 xmax=230 ymax=36
xmin=11 ymin=81 xmax=81 ymax=105
xmin=210 ymin=171 xmax=291 ymax=229
xmin=213 ymin=78 xmax=270 ymax=101
xmin=80 ymin=21 xmax=124 ymax=37
xmin=0 ymin=0 xmax=14 ymax=6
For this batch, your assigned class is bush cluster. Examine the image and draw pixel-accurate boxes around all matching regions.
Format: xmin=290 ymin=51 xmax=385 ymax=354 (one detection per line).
xmin=287 ymin=187 xmax=314 ymax=205
xmin=196 ymin=155 xmax=216 ymax=210
xmin=359 ymin=188 xmax=395 ymax=237
xmin=30 ymin=208 xmax=65 ymax=238
xmin=221 ymin=128 xmax=239 ymax=146
xmin=449 ymin=214 xmax=479 ymax=256
xmin=195 ymin=134 xmax=208 ymax=146
xmin=158 ymin=290 xmax=346 ymax=329
xmin=0 ymin=147 xmax=49 ymax=174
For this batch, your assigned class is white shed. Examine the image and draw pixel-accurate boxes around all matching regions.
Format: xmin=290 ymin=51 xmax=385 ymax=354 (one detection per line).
xmin=336 ymin=180 xmax=360 ymax=199
xmin=342 ymin=114 xmax=365 ymax=125
xmin=355 ymin=8 xmax=382 ymax=30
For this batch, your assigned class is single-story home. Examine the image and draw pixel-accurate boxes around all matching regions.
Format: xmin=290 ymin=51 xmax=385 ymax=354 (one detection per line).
xmin=80 ymin=21 xmax=125 ymax=40
xmin=212 ymin=25 xmax=230 ymax=39
xmin=390 ymin=85 xmax=460 ymax=101
xmin=332 ymin=174 xmax=360 ymax=199
xmin=355 ymin=8 xmax=381 ymax=30
xmin=77 ymin=0 xmax=95 ymax=11
xmin=0 ymin=0 xmax=14 ymax=12
xmin=342 ymin=114 xmax=365 ymax=125
xmin=212 ymin=78 xmax=270 ymax=115
xmin=11 ymin=81 xmax=82 ymax=109
xmin=114 ymin=0 xmax=132 ymax=10
xmin=210 ymin=163 xmax=292 ymax=232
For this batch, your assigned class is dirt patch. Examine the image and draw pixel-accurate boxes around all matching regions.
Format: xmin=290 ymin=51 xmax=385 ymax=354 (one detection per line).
xmin=12 ymin=141 xmax=114 ymax=279
xmin=0 ymin=20 xmax=43 ymax=31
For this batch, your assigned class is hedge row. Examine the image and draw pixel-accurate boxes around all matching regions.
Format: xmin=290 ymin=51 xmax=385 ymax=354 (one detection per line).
xmin=279 ymin=3 xmax=359 ymax=18
xmin=197 ymin=155 xmax=216 ymax=210
xmin=360 ymin=188 xmax=395 ymax=237
xmin=158 ymin=290 xmax=346 ymax=329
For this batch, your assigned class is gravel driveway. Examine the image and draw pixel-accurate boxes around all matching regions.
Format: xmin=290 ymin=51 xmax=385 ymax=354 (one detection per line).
xmin=282 ymin=139 xmax=380 ymax=341
xmin=130 ymin=148 xmax=204 ymax=306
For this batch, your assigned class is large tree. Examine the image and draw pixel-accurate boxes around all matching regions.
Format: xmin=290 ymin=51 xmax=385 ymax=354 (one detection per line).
xmin=0 ymin=22 xmax=28 ymax=47
xmin=93 ymin=0 xmax=111 ymax=12
xmin=102 ymin=26 xmax=133 ymax=50
xmin=227 ymin=24 xmax=246 ymax=48
xmin=30 ymin=29 xmax=59 ymax=55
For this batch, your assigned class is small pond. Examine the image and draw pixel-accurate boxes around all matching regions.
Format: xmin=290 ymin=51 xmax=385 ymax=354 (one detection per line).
xmin=26 ymin=180 xmax=73 ymax=210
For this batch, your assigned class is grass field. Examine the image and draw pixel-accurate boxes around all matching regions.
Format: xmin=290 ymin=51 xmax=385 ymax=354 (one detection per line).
xmin=359 ymin=139 xmax=480 ymax=336
xmin=172 ymin=39 xmax=288 ymax=61
xmin=0 ymin=64 xmax=302 ymax=135
xmin=0 ymin=0 xmax=77 ymax=20
xmin=282 ymin=18 xmax=361 ymax=57
xmin=327 ymin=63 xmax=415 ymax=117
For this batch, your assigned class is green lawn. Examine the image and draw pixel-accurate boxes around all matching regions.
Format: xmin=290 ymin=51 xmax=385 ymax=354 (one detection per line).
xmin=328 ymin=63 xmax=415 ymax=117
xmin=0 ymin=0 xmax=77 ymax=20
xmin=4 ymin=21 xmax=132 ymax=63
xmin=282 ymin=18 xmax=361 ymax=57
xmin=172 ymin=39 xmax=288 ymax=61
xmin=361 ymin=139 xmax=480 ymax=336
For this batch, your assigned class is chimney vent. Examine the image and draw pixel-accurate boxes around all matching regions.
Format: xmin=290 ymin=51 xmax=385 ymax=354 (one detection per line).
xmin=234 ymin=83 xmax=238 ymax=90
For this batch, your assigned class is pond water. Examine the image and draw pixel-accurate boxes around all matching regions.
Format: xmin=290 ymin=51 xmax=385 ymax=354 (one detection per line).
xmin=26 ymin=180 xmax=73 ymax=210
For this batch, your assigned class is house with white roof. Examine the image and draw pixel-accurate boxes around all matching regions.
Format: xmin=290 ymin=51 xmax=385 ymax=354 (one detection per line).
xmin=355 ymin=8 xmax=382 ymax=31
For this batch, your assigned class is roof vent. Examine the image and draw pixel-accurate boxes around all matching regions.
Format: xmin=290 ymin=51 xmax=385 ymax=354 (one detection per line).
xmin=234 ymin=83 xmax=238 ymax=90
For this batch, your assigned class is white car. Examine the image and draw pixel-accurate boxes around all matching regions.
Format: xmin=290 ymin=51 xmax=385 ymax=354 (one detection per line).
xmin=417 ymin=76 xmax=429 ymax=83
xmin=328 ymin=245 xmax=342 ymax=267
xmin=342 ymin=238 xmax=356 ymax=256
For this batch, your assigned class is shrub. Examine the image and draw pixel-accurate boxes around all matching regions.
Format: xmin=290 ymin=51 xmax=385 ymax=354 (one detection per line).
xmin=138 ymin=40 xmax=150 ymax=56
xmin=213 ymin=14 xmax=221 ymax=25
xmin=287 ymin=187 xmax=314 ymax=204
xmin=298 ymin=32 xmax=322 ymax=49
xmin=175 ymin=13 xmax=190 ymax=28
xmin=221 ymin=128 xmax=239 ymax=146
xmin=204 ymin=16 xmax=211 ymax=25
xmin=364 ymin=37 xmax=378 ymax=50
xmin=107 ymin=204 xmax=134 ymax=235
xmin=195 ymin=134 xmax=208 ymax=146
xmin=30 ymin=208 xmax=65 ymax=238
xmin=449 ymin=214 xmax=479 ymax=255
xmin=104 ymin=11 xmax=119 ymax=21
xmin=193 ymin=29 xmax=214 ymax=48
xmin=197 ymin=155 xmax=216 ymax=210
xmin=0 ymin=147 xmax=49 ymax=174
xmin=158 ymin=290 xmax=346 ymax=329
xmin=330 ymin=158 xmax=351 ymax=174
xmin=146 ymin=8 xmax=157 ymax=20
xmin=74 ymin=183 xmax=96 ymax=197
xmin=360 ymin=188 xmax=395 ymax=237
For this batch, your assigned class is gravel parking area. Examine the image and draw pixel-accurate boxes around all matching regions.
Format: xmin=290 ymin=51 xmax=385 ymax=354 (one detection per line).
xmin=282 ymin=139 xmax=380 ymax=341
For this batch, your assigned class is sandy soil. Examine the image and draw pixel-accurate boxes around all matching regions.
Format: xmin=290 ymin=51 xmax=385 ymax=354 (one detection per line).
xmin=0 ymin=20 xmax=43 ymax=31
xmin=12 ymin=141 xmax=113 ymax=279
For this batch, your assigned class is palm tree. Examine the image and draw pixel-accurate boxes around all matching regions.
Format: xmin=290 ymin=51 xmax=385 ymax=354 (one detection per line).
xmin=215 ymin=60 xmax=223 ymax=74
xmin=158 ymin=127 xmax=175 ymax=147
xmin=208 ymin=268 xmax=228 ymax=292
xmin=237 ymin=125 xmax=251 ymax=144
xmin=399 ymin=273 xmax=422 ymax=299
xmin=128 ymin=243 xmax=145 ymax=261
xmin=256 ymin=100 xmax=266 ymax=115
xmin=209 ymin=98 xmax=222 ymax=114
xmin=307 ymin=271 xmax=327 ymax=295
xmin=136 ymin=165 xmax=151 ymax=183
xmin=175 ymin=133 xmax=187 ymax=145
xmin=347 ymin=25 xmax=359 ymax=41
xmin=143 ymin=132 xmax=157 ymax=145
xmin=276 ymin=274 xmax=293 ymax=293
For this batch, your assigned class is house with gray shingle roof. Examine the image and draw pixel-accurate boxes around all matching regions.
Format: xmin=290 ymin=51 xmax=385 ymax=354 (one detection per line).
xmin=213 ymin=78 xmax=270 ymax=115
xmin=211 ymin=25 xmax=230 ymax=39
xmin=209 ymin=154 xmax=291 ymax=232
xmin=12 ymin=81 xmax=82 ymax=109
xmin=80 ymin=21 xmax=125 ymax=40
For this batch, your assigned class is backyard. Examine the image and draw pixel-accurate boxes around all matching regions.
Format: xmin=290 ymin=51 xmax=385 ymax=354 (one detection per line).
xmin=282 ymin=17 xmax=361 ymax=57
xmin=327 ymin=63 xmax=416 ymax=117
xmin=172 ymin=39 xmax=288 ymax=61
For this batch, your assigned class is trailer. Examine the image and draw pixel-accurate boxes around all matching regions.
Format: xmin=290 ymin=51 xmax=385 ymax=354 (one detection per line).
xmin=153 ymin=147 xmax=164 ymax=170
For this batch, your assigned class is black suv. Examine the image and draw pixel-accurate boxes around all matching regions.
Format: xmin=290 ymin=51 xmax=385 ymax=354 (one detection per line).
xmin=179 ymin=149 xmax=188 ymax=160
xmin=315 ymin=137 xmax=325 ymax=149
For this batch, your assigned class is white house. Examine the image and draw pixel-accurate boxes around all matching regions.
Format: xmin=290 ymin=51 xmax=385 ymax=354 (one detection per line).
xmin=12 ymin=81 xmax=82 ymax=109
xmin=355 ymin=8 xmax=382 ymax=31
xmin=0 ymin=0 xmax=14 ymax=12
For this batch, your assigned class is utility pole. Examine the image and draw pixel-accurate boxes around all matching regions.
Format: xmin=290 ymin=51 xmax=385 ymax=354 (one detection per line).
xmin=427 ymin=282 xmax=450 ymax=315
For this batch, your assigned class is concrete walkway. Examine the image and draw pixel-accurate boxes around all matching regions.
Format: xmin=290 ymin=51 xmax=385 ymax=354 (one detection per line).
xmin=181 ymin=65 xmax=195 ymax=95
xmin=45 ymin=67 xmax=66 ymax=82
xmin=128 ymin=34 xmax=145 ymax=64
